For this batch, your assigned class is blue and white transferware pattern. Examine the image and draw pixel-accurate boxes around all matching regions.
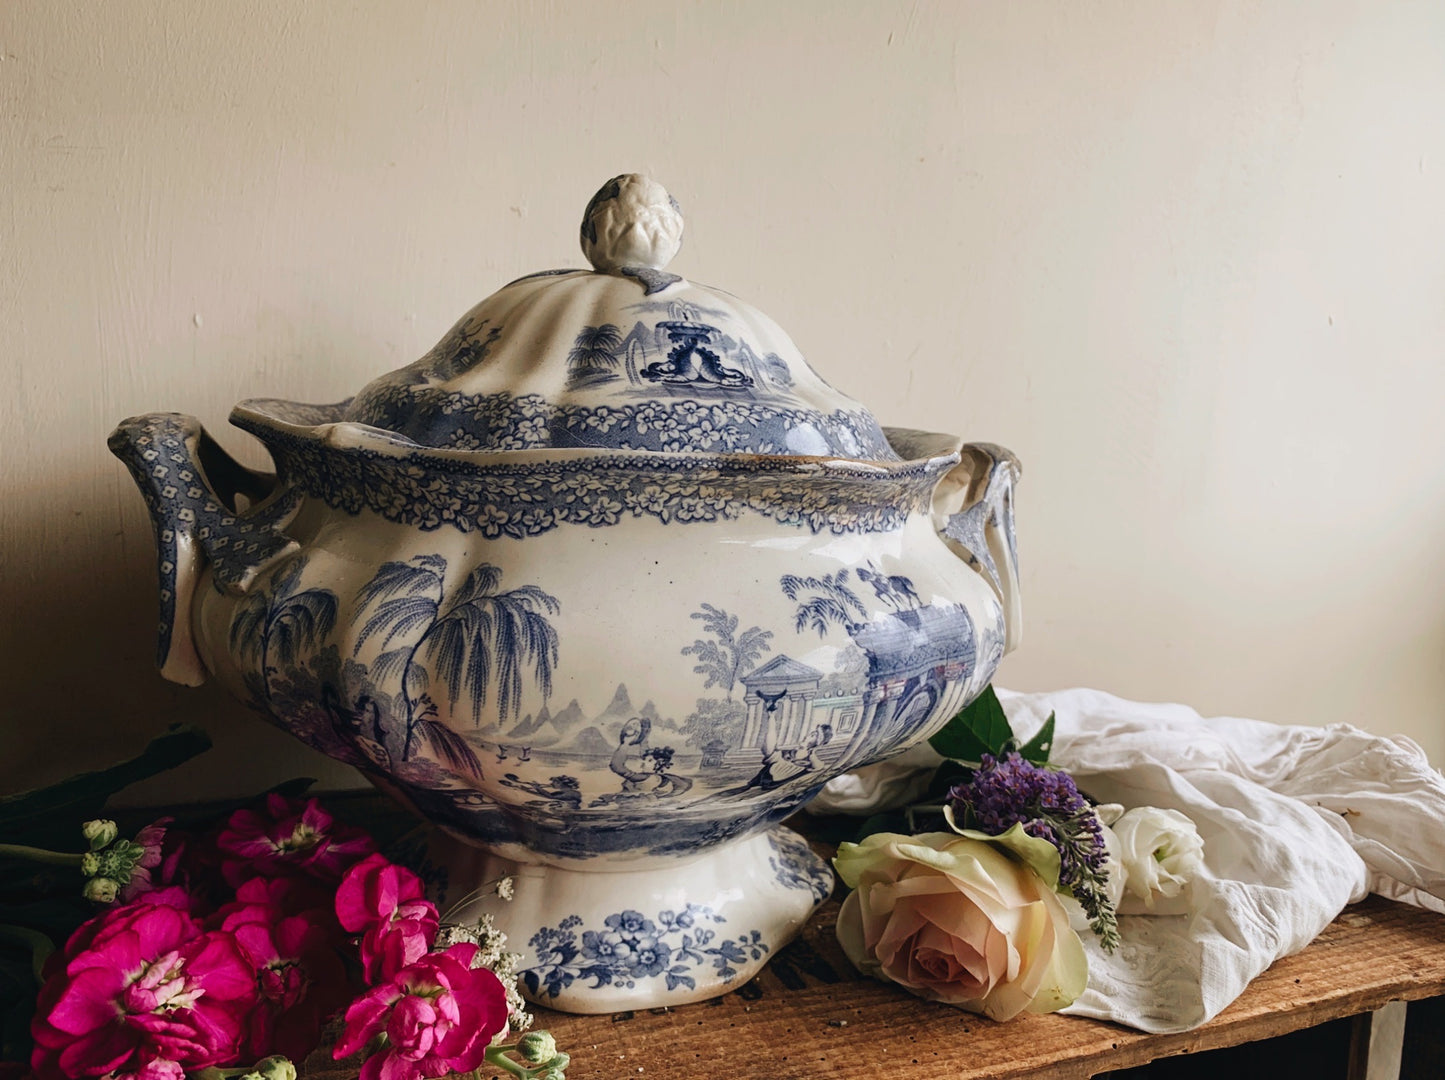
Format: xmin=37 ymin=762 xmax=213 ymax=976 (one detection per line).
xmin=109 ymin=174 xmax=1023 ymax=1011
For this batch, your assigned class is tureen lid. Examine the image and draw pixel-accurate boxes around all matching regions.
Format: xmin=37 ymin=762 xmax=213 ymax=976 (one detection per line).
xmin=244 ymin=175 xmax=898 ymax=461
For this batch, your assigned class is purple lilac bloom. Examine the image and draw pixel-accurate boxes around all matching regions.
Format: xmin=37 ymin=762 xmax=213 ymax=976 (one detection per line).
xmin=946 ymin=752 xmax=1119 ymax=951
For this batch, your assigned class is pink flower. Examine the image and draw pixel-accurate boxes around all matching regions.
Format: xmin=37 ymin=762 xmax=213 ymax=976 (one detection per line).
xmin=119 ymin=1060 xmax=184 ymax=1080
xmin=334 ymin=855 xmax=429 ymax=934
xmin=90 ymin=1056 xmax=183 ymax=1080
xmin=117 ymin=819 xmax=173 ymax=902
xmin=231 ymin=912 xmax=351 ymax=1062
xmin=335 ymin=855 xmax=439 ymax=982
xmin=31 ymin=904 xmax=255 ymax=1079
xmin=217 ymin=795 xmax=376 ymax=886
xmin=333 ymin=945 xmax=508 ymax=1080
xmin=48 ymin=888 xmax=198 ymax=980
xmin=215 ymin=876 xmax=335 ymax=931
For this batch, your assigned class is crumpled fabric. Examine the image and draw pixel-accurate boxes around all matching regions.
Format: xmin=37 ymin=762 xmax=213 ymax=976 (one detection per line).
xmin=808 ymin=686 xmax=1445 ymax=1033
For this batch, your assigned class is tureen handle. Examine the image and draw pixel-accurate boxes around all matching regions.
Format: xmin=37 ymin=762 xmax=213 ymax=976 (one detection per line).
xmin=108 ymin=413 xmax=300 ymax=686
xmin=886 ymin=431 xmax=1023 ymax=655
xmin=943 ymin=442 xmax=1022 ymax=654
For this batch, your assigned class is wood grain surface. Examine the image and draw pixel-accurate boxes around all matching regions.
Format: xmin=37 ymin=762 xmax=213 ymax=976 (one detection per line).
xmin=302 ymin=888 xmax=1445 ymax=1080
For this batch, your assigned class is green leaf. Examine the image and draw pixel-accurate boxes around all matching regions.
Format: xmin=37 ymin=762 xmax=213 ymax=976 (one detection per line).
xmin=147 ymin=775 xmax=316 ymax=837
xmin=928 ymin=685 xmax=1015 ymax=763
xmin=923 ymin=759 xmax=973 ymax=801
xmin=853 ymin=810 xmax=911 ymax=847
xmin=1018 ymin=712 xmax=1056 ymax=765
xmin=0 ymin=725 xmax=211 ymax=847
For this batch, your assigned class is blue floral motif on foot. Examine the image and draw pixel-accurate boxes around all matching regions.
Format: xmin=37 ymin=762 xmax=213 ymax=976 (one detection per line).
xmin=767 ymin=830 xmax=834 ymax=904
xmin=521 ymin=904 xmax=769 ymax=1000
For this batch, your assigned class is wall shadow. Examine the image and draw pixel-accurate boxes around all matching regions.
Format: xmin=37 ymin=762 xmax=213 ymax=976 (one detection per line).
xmin=0 ymin=470 xmax=365 ymax=804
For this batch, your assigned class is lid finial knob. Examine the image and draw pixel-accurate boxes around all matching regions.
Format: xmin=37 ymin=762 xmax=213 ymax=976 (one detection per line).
xmin=581 ymin=174 xmax=684 ymax=273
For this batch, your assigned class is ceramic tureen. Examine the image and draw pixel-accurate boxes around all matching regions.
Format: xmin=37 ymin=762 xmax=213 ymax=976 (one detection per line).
xmin=110 ymin=175 xmax=1022 ymax=1012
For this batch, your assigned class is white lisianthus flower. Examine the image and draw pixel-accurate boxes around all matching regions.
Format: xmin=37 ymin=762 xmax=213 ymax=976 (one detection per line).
xmin=1112 ymin=806 xmax=1205 ymax=913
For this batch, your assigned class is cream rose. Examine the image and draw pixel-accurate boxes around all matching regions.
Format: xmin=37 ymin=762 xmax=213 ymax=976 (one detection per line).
xmin=834 ymin=830 xmax=1088 ymax=1020
xmin=1111 ymin=806 xmax=1205 ymax=912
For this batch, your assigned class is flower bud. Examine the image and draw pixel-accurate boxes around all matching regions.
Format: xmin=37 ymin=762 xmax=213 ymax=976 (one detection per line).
xmin=82 ymin=819 xmax=119 ymax=851
xmin=517 ymin=1031 xmax=557 ymax=1064
xmin=95 ymin=841 xmax=146 ymax=883
xmin=245 ymin=1056 xmax=297 ymax=1080
xmin=80 ymin=851 xmax=102 ymax=877
xmin=82 ymin=877 xmax=119 ymax=903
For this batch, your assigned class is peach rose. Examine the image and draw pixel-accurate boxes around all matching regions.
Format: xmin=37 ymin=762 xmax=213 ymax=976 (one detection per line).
xmin=834 ymin=829 xmax=1088 ymax=1020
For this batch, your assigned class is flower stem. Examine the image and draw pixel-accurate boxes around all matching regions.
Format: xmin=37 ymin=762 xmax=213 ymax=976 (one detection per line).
xmin=440 ymin=876 xmax=509 ymax=923
xmin=483 ymin=1046 xmax=530 ymax=1079
xmin=0 ymin=843 xmax=84 ymax=868
xmin=482 ymin=1044 xmax=569 ymax=1079
xmin=0 ymin=924 xmax=55 ymax=983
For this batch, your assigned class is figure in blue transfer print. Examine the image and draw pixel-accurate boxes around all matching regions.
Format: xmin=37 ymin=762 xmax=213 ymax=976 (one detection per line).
xmin=608 ymin=716 xmax=656 ymax=795
xmin=643 ymin=746 xmax=693 ymax=798
xmin=855 ymin=565 xmax=923 ymax=611
xmin=501 ymin=772 xmax=583 ymax=811
xmin=590 ymin=718 xmax=691 ymax=806
xmin=722 ymin=716 xmax=834 ymax=798
xmin=641 ymin=321 xmax=753 ymax=388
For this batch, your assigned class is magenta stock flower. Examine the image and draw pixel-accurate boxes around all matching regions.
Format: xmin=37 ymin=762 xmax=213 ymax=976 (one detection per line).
xmin=335 ymin=855 xmax=432 ymax=933
xmin=31 ymin=904 xmax=255 ymax=1079
xmin=332 ymin=944 xmax=509 ymax=1080
xmin=116 ymin=819 xmax=172 ymax=902
xmin=217 ymin=795 xmax=376 ymax=886
xmin=216 ymin=876 xmax=336 ymax=932
xmin=95 ymin=1057 xmax=184 ymax=1080
xmin=231 ymin=913 xmax=350 ymax=1061
xmin=336 ymin=854 xmax=440 ymax=981
xmin=49 ymin=887 xmax=197 ymax=980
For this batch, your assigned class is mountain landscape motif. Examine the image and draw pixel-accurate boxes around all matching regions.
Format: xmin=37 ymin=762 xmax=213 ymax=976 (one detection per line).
xmin=495 ymin=683 xmax=679 ymax=755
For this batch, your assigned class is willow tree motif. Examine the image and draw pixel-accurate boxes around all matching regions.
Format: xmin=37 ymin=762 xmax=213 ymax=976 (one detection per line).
xmin=680 ymin=603 xmax=773 ymax=699
xmin=780 ymin=568 xmax=869 ymax=638
xmin=565 ymin=324 xmax=623 ymax=381
xmin=229 ymin=557 xmax=339 ymax=703
xmin=352 ymin=555 xmax=561 ymax=764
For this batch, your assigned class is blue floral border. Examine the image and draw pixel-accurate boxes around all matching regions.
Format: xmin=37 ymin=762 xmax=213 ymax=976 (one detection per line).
xmin=234 ymin=416 xmax=948 ymax=538
xmin=248 ymin=392 xmax=896 ymax=461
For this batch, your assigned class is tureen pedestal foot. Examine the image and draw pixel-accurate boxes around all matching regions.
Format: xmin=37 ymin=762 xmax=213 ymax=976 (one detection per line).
xmin=425 ymin=825 xmax=833 ymax=1014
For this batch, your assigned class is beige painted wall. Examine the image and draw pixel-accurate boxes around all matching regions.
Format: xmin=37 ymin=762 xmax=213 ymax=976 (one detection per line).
xmin=2 ymin=1 xmax=1442 ymax=803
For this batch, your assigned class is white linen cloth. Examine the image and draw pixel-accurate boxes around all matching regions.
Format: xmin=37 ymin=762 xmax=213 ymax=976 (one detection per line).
xmin=809 ymin=687 xmax=1445 ymax=1033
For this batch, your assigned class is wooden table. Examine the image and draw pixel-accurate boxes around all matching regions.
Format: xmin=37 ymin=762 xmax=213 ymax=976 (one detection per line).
xmin=305 ymin=888 xmax=1445 ymax=1080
